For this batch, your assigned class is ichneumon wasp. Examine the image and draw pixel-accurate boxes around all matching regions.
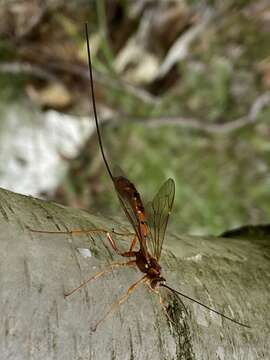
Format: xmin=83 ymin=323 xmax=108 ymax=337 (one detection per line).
xmin=30 ymin=23 xmax=250 ymax=332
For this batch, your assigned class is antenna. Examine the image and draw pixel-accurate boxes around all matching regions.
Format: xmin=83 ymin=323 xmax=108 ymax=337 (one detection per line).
xmin=161 ymin=283 xmax=250 ymax=328
xmin=85 ymin=23 xmax=114 ymax=181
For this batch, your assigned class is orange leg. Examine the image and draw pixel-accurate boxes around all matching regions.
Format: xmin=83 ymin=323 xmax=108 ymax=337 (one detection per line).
xmin=28 ymin=226 xmax=136 ymax=258
xmin=102 ymin=232 xmax=137 ymax=258
xmin=91 ymin=274 xmax=147 ymax=332
xmin=158 ymin=291 xmax=177 ymax=326
xmin=112 ymin=229 xmax=134 ymax=237
xmin=145 ymin=282 xmax=177 ymax=326
xmin=28 ymin=227 xmax=108 ymax=236
xmin=112 ymin=229 xmax=138 ymax=252
xmin=128 ymin=236 xmax=138 ymax=252
xmin=64 ymin=260 xmax=136 ymax=298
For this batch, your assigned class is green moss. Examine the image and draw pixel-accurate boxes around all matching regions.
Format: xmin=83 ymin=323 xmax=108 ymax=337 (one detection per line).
xmin=0 ymin=74 xmax=27 ymax=107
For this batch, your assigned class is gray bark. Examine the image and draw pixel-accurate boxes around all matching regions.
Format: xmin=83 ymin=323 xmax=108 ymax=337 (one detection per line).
xmin=0 ymin=187 xmax=268 ymax=360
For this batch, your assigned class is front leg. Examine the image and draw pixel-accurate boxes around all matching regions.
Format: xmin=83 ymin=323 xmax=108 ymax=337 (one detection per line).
xmin=28 ymin=226 xmax=136 ymax=258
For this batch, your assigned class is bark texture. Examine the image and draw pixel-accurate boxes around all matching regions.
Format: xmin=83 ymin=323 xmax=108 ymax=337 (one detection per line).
xmin=0 ymin=187 xmax=268 ymax=360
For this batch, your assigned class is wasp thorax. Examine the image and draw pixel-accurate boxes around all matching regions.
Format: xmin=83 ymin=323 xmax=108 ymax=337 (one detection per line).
xmin=150 ymin=258 xmax=161 ymax=273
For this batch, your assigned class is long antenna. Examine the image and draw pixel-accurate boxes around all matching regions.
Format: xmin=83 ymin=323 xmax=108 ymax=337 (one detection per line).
xmin=85 ymin=23 xmax=114 ymax=181
xmin=161 ymin=283 xmax=250 ymax=328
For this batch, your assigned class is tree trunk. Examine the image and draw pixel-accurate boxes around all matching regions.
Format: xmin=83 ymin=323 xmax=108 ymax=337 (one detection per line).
xmin=0 ymin=187 xmax=268 ymax=359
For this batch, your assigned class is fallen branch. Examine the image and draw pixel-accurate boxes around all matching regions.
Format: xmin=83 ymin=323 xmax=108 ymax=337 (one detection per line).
xmin=0 ymin=186 xmax=266 ymax=359
xmin=0 ymin=59 xmax=158 ymax=104
xmin=98 ymin=92 xmax=270 ymax=135
xmin=1 ymin=60 xmax=269 ymax=135
xmin=0 ymin=61 xmax=58 ymax=82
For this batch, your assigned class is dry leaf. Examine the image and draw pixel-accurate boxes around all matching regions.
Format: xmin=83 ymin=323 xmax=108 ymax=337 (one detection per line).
xmin=26 ymin=82 xmax=72 ymax=109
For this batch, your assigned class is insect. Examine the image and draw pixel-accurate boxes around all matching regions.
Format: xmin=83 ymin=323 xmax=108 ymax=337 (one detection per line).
xmin=31 ymin=23 xmax=250 ymax=331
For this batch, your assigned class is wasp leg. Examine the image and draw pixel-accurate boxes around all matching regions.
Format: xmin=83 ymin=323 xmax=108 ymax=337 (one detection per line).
xmin=28 ymin=227 xmax=108 ymax=236
xmin=157 ymin=291 xmax=177 ymax=326
xmin=145 ymin=282 xmax=178 ymax=326
xmin=91 ymin=275 xmax=147 ymax=332
xmin=29 ymin=226 xmax=137 ymax=258
xmin=128 ymin=236 xmax=138 ymax=252
xmin=64 ymin=260 xmax=136 ymax=298
xmin=112 ymin=229 xmax=134 ymax=237
xmin=105 ymin=232 xmax=137 ymax=258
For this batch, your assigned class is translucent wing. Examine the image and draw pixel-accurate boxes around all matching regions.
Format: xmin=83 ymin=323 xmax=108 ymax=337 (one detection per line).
xmin=145 ymin=178 xmax=175 ymax=261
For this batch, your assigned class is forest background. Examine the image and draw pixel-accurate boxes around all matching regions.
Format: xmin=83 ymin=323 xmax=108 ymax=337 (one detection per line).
xmin=0 ymin=0 xmax=269 ymax=236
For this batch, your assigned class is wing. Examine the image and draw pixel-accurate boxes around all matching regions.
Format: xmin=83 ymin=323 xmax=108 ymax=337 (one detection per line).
xmin=145 ymin=178 xmax=175 ymax=261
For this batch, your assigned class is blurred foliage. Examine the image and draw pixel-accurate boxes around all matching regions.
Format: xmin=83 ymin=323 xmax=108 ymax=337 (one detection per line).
xmin=0 ymin=0 xmax=270 ymax=235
